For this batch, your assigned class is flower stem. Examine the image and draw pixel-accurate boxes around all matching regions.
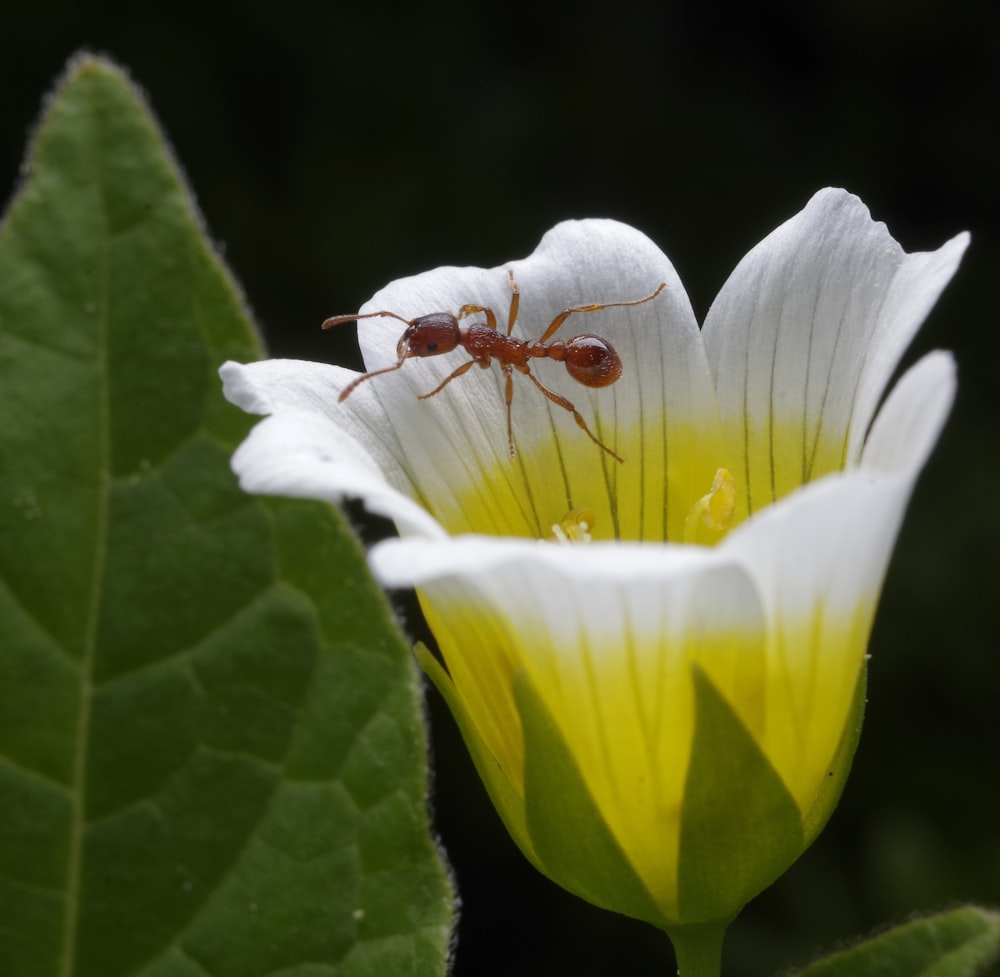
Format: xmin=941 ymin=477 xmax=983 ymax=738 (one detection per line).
xmin=667 ymin=920 xmax=729 ymax=977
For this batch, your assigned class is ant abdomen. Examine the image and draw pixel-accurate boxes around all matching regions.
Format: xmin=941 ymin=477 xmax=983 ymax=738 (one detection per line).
xmin=545 ymin=335 xmax=623 ymax=388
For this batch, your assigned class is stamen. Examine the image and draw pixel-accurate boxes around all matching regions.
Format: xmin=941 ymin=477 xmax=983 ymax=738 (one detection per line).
xmin=549 ymin=507 xmax=595 ymax=544
xmin=683 ymin=468 xmax=736 ymax=543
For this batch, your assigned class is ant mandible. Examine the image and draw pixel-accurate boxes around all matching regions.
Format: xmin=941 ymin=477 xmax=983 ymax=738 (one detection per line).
xmin=322 ymin=271 xmax=666 ymax=463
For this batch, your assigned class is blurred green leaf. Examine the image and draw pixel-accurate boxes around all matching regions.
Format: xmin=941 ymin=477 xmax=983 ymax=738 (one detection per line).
xmin=789 ymin=906 xmax=1000 ymax=977
xmin=0 ymin=53 xmax=452 ymax=977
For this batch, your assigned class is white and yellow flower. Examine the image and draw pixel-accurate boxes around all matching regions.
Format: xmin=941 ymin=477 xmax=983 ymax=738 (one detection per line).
xmin=220 ymin=189 xmax=967 ymax=933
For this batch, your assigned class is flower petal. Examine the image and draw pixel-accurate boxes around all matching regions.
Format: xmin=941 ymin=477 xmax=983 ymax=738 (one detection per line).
xmin=702 ymin=188 xmax=968 ymax=516
xmin=371 ymin=534 xmax=767 ymax=917
xmin=221 ymin=360 xmax=446 ymax=537
xmin=718 ymin=351 xmax=956 ymax=810
xmin=220 ymin=358 xmax=408 ymax=486
xmin=514 ymin=671 xmax=670 ymax=927
xmin=861 ymin=350 xmax=957 ymax=475
xmin=342 ymin=219 xmax=722 ymax=542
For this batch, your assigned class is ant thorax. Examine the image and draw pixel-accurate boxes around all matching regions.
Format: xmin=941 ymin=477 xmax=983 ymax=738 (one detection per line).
xmin=460 ymin=320 xmax=530 ymax=367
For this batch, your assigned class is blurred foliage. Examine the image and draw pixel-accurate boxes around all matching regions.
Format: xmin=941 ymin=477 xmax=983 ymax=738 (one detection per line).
xmin=3 ymin=2 xmax=996 ymax=975
xmin=788 ymin=907 xmax=1000 ymax=977
xmin=0 ymin=56 xmax=453 ymax=977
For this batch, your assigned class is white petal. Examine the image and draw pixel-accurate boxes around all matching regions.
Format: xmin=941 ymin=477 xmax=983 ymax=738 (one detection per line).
xmin=702 ymin=188 xmax=968 ymax=512
xmin=861 ymin=351 xmax=956 ymax=475
xmin=718 ymin=441 xmax=940 ymax=805
xmin=715 ymin=356 xmax=955 ymax=623
xmin=221 ymin=358 xmax=348 ymax=418
xmin=847 ymin=239 xmax=967 ymax=463
xmin=371 ymin=533 xmax=715 ymax=588
xmin=721 ymin=469 xmax=906 ymax=633
xmin=230 ymin=410 xmax=446 ymax=539
xmin=371 ymin=533 xmax=766 ymax=913
xmin=336 ymin=220 xmax=722 ymax=541
xmin=372 ymin=534 xmax=770 ymax=782
xmin=222 ymin=358 xmax=431 ymax=511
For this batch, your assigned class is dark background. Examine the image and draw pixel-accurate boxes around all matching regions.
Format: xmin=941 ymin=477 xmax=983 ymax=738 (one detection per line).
xmin=3 ymin=3 xmax=997 ymax=975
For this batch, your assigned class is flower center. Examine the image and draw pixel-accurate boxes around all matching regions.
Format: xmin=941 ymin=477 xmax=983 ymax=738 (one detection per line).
xmin=428 ymin=410 xmax=736 ymax=546
xmin=549 ymin=507 xmax=595 ymax=544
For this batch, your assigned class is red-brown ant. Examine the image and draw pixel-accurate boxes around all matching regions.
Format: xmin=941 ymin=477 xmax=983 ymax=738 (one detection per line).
xmin=322 ymin=271 xmax=666 ymax=463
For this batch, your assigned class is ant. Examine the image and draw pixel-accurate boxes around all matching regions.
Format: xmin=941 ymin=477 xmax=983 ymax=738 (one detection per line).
xmin=322 ymin=271 xmax=666 ymax=463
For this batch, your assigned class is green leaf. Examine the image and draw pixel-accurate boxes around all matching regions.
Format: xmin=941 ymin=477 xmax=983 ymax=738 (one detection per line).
xmin=0 ymin=53 xmax=453 ymax=977
xmin=788 ymin=906 xmax=1000 ymax=977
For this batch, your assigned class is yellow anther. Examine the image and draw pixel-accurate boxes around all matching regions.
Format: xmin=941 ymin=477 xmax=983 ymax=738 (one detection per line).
xmin=683 ymin=468 xmax=736 ymax=543
xmin=549 ymin=507 xmax=595 ymax=544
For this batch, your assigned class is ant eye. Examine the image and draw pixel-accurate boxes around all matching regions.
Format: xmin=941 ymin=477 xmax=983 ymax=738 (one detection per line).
xmin=427 ymin=342 xmax=438 ymax=352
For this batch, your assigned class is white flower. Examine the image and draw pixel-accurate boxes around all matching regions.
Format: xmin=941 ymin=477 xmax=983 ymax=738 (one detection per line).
xmin=220 ymin=189 xmax=967 ymax=929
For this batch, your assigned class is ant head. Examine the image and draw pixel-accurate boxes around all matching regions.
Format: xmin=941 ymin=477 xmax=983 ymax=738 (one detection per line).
xmin=397 ymin=312 xmax=461 ymax=360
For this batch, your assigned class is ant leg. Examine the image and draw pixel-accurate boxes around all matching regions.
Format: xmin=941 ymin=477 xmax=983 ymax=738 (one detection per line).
xmin=506 ymin=269 xmax=520 ymax=336
xmin=417 ymin=359 xmax=478 ymax=400
xmin=535 ymin=282 xmax=666 ymax=344
xmin=458 ymin=304 xmax=498 ymax=330
xmin=502 ymin=362 xmax=516 ymax=457
xmin=521 ymin=367 xmax=624 ymax=464
xmin=338 ymin=359 xmax=407 ymax=402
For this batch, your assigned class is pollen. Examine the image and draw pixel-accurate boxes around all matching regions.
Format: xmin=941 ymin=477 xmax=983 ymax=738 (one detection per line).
xmin=549 ymin=507 xmax=595 ymax=544
xmin=683 ymin=468 xmax=736 ymax=542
